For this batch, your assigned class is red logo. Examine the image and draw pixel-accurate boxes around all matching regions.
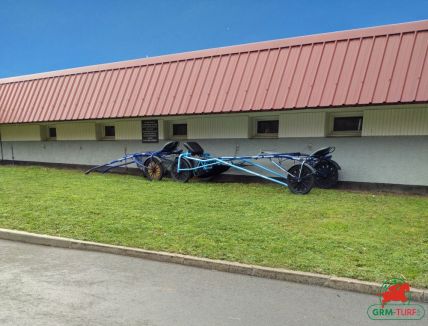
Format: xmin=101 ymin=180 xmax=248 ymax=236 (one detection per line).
xmin=367 ymin=277 xmax=425 ymax=320
xmin=378 ymin=282 xmax=410 ymax=308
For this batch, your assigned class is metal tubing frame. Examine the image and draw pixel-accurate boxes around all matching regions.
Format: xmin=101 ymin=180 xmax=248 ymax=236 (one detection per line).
xmin=85 ymin=150 xmax=177 ymax=175
xmin=176 ymin=152 xmax=311 ymax=188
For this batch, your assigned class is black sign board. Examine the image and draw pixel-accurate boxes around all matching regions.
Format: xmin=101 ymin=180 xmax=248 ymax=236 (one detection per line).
xmin=141 ymin=120 xmax=159 ymax=143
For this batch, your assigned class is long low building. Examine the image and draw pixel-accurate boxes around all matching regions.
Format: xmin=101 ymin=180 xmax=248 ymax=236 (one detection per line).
xmin=0 ymin=20 xmax=428 ymax=189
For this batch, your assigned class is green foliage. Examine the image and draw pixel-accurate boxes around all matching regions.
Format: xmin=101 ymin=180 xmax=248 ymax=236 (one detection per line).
xmin=0 ymin=166 xmax=427 ymax=288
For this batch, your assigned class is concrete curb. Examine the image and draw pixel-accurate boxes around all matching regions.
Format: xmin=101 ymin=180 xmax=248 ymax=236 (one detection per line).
xmin=0 ymin=228 xmax=426 ymax=303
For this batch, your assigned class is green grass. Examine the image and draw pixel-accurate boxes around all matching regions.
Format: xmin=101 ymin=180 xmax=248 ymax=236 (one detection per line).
xmin=0 ymin=165 xmax=427 ymax=288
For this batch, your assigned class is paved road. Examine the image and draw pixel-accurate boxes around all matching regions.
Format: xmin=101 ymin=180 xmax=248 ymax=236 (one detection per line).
xmin=0 ymin=239 xmax=426 ymax=326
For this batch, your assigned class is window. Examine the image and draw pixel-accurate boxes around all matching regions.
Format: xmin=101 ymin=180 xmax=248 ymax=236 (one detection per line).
xmin=104 ymin=125 xmax=115 ymax=138
xmin=254 ymin=119 xmax=279 ymax=137
xmin=172 ymin=123 xmax=187 ymax=137
xmin=333 ymin=117 xmax=363 ymax=132
xmin=329 ymin=114 xmax=363 ymax=136
xmin=47 ymin=127 xmax=57 ymax=140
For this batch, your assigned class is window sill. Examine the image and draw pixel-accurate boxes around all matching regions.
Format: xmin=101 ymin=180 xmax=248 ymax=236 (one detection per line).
xmin=328 ymin=132 xmax=362 ymax=137
xmin=252 ymin=134 xmax=279 ymax=139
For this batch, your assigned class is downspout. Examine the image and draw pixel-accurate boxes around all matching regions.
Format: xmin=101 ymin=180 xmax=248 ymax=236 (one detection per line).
xmin=0 ymin=130 xmax=3 ymax=162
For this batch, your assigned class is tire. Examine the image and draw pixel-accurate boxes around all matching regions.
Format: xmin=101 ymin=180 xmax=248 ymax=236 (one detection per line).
xmin=314 ymin=160 xmax=338 ymax=188
xmin=171 ymin=158 xmax=193 ymax=183
xmin=143 ymin=157 xmax=164 ymax=181
xmin=287 ymin=164 xmax=315 ymax=195
xmin=194 ymin=164 xmax=230 ymax=179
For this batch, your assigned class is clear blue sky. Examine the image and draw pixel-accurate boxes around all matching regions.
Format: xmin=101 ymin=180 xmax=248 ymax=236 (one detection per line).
xmin=1 ymin=0 xmax=427 ymax=78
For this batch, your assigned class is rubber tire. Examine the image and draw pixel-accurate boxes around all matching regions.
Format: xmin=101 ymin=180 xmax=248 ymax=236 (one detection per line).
xmin=171 ymin=158 xmax=193 ymax=183
xmin=287 ymin=164 xmax=315 ymax=195
xmin=314 ymin=160 xmax=338 ymax=189
xmin=194 ymin=164 xmax=230 ymax=179
xmin=144 ymin=157 xmax=164 ymax=181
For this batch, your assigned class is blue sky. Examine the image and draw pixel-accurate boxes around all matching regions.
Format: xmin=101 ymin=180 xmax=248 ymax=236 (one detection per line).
xmin=0 ymin=0 xmax=427 ymax=78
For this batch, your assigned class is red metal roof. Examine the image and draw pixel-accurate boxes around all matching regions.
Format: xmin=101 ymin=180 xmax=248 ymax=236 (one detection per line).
xmin=1 ymin=20 xmax=428 ymax=124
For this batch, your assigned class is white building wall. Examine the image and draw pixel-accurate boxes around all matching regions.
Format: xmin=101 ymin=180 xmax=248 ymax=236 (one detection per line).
xmin=2 ymin=137 xmax=427 ymax=186
xmin=0 ymin=125 xmax=42 ymax=141
xmin=115 ymin=120 xmax=141 ymax=140
xmin=280 ymin=112 xmax=326 ymax=137
xmin=187 ymin=116 xmax=249 ymax=139
xmin=57 ymin=123 xmax=97 ymax=140
xmin=362 ymin=107 xmax=428 ymax=136
xmin=1 ymin=105 xmax=428 ymax=186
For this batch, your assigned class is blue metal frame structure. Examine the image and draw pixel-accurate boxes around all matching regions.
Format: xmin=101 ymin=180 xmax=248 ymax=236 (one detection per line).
xmin=84 ymin=142 xmax=181 ymax=175
xmin=176 ymin=151 xmax=314 ymax=188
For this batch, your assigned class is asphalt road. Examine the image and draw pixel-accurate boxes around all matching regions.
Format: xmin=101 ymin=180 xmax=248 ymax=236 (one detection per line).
xmin=0 ymin=239 xmax=426 ymax=326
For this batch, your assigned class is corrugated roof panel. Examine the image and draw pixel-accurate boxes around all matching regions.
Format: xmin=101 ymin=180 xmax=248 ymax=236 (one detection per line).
xmin=274 ymin=46 xmax=300 ymax=109
xmin=415 ymin=40 xmax=428 ymax=101
xmin=161 ymin=61 xmax=183 ymax=115
xmin=307 ymin=42 xmax=334 ymax=107
xmin=0 ymin=83 xmax=10 ymax=108
xmin=155 ymin=62 xmax=177 ymax=116
xmin=1 ymin=83 xmax=13 ymax=120
xmin=387 ymin=32 xmax=415 ymax=102
xmin=263 ymin=47 xmax=289 ymax=109
xmin=333 ymin=38 xmax=361 ymax=106
xmin=58 ymin=74 xmax=77 ymax=120
xmin=372 ymin=34 xmax=402 ymax=103
xmin=70 ymin=73 xmax=88 ymax=120
xmin=75 ymin=73 xmax=95 ymax=120
xmin=296 ymin=43 xmax=322 ymax=108
xmin=345 ymin=37 xmax=374 ymax=105
xmin=5 ymin=82 xmax=19 ymax=122
xmin=214 ymin=54 xmax=239 ymax=111
xmin=194 ymin=56 xmax=219 ymax=114
xmin=359 ymin=36 xmax=387 ymax=104
xmin=18 ymin=79 xmax=36 ymax=122
xmin=233 ymin=51 xmax=256 ymax=111
xmin=245 ymin=50 xmax=270 ymax=110
xmin=139 ymin=64 xmax=160 ymax=115
xmin=51 ymin=76 xmax=69 ymax=121
xmin=1 ymin=20 xmax=428 ymax=124
xmin=319 ymin=40 xmax=348 ymax=107
xmin=5 ymin=81 xmax=20 ymax=122
xmin=121 ymin=67 xmax=141 ymax=118
xmin=401 ymin=31 xmax=428 ymax=101
xmin=95 ymin=70 xmax=115 ymax=118
xmin=287 ymin=44 xmax=314 ymax=108
xmin=204 ymin=55 xmax=230 ymax=112
xmin=223 ymin=52 xmax=246 ymax=111
xmin=147 ymin=63 xmax=169 ymax=116
xmin=252 ymin=49 xmax=279 ymax=109
xmin=117 ymin=67 xmax=137 ymax=117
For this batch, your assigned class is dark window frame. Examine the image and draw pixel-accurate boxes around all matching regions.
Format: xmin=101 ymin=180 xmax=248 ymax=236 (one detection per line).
xmin=329 ymin=114 xmax=363 ymax=136
xmin=172 ymin=123 xmax=188 ymax=138
xmin=255 ymin=119 xmax=279 ymax=137
xmin=104 ymin=125 xmax=116 ymax=138
xmin=48 ymin=127 xmax=57 ymax=140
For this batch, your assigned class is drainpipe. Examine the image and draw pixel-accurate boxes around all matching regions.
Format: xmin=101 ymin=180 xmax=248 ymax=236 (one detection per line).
xmin=0 ymin=131 xmax=3 ymax=162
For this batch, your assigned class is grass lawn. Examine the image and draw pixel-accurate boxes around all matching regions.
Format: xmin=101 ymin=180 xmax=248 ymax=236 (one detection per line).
xmin=0 ymin=165 xmax=427 ymax=288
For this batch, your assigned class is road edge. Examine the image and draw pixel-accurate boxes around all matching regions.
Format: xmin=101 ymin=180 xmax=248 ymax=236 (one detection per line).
xmin=0 ymin=228 xmax=426 ymax=302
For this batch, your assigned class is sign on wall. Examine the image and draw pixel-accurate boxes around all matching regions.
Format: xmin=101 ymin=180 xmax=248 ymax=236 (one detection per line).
xmin=141 ymin=120 xmax=159 ymax=143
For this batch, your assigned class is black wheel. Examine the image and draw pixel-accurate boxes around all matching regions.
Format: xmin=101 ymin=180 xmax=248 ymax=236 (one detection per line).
xmin=143 ymin=157 xmax=164 ymax=181
xmin=194 ymin=164 xmax=230 ymax=180
xmin=314 ymin=160 xmax=338 ymax=188
xmin=171 ymin=158 xmax=193 ymax=183
xmin=287 ymin=164 xmax=315 ymax=195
